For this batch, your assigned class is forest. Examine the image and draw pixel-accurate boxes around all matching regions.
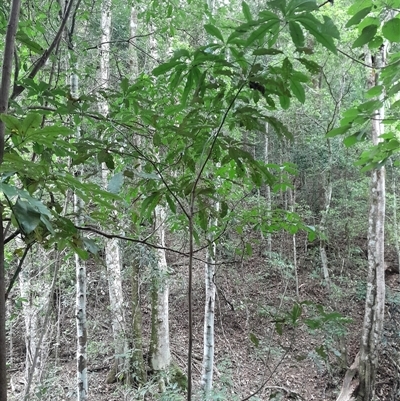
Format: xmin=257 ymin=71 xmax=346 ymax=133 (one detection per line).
xmin=0 ymin=0 xmax=400 ymax=400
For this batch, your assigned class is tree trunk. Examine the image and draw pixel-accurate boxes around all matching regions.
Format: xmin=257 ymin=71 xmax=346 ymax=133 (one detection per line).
xmin=150 ymin=205 xmax=171 ymax=375
xmin=147 ymin=27 xmax=171 ymax=381
xmin=98 ymin=0 xmax=129 ymax=383
xmin=72 ymin=71 xmax=88 ymax=401
xmin=131 ymin=249 xmax=147 ymax=383
xmin=357 ymin=48 xmax=386 ymax=401
xmin=201 ymin=239 xmax=216 ymax=396
xmin=0 ymin=1 xmax=22 ymax=399
xmin=128 ymin=5 xmax=146 ymax=384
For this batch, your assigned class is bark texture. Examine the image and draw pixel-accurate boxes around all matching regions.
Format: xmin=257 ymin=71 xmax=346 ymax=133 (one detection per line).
xmin=72 ymin=72 xmax=88 ymax=401
xmin=357 ymin=48 xmax=386 ymax=401
xmin=201 ymin=240 xmax=216 ymax=395
xmin=150 ymin=205 xmax=171 ymax=372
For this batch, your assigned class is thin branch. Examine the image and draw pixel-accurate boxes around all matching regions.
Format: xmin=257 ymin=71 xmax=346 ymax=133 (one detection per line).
xmin=4 ymin=229 xmax=20 ymax=244
xmin=5 ymin=243 xmax=33 ymax=300
xmin=84 ymin=33 xmax=156 ymax=51
xmin=337 ymin=48 xmax=373 ymax=69
xmin=10 ymin=0 xmax=76 ymax=100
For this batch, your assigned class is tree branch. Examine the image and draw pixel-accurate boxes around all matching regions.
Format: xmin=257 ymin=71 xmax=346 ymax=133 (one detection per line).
xmin=10 ymin=0 xmax=76 ymax=100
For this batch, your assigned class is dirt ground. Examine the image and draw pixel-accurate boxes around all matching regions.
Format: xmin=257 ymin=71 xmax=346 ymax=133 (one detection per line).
xmin=6 ymin=231 xmax=400 ymax=400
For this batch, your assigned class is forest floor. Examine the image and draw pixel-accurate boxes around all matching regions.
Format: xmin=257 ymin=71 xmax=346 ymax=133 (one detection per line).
xmin=7 ymin=231 xmax=400 ymax=400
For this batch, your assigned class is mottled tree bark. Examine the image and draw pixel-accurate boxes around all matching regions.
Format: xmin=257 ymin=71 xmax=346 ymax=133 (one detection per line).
xmin=357 ymin=48 xmax=386 ymax=401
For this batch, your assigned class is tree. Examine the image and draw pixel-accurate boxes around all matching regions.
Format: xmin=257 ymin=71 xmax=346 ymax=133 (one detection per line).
xmin=0 ymin=1 xmax=22 ymax=400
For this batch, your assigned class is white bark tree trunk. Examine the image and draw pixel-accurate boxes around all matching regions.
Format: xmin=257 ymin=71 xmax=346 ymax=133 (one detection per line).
xmin=319 ymin=167 xmax=332 ymax=290
xmin=201 ymin=2 xmax=217 ymax=394
xmin=129 ymin=6 xmax=139 ymax=79
xmin=72 ymin=71 xmax=88 ymax=401
xmin=357 ymin=48 xmax=386 ymax=401
xmin=99 ymin=0 xmax=129 ymax=382
xmin=147 ymin=27 xmax=171 ymax=378
xmin=201 ymin=238 xmax=216 ymax=395
xmin=150 ymin=205 xmax=171 ymax=373
xmin=128 ymin=5 xmax=147 ymax=384
xmin=264 ymin=124 xmax=272 ymax=255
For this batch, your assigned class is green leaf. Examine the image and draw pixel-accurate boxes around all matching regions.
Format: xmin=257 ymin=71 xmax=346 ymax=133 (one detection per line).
xmin=352 ymin=25 xmax=377 ymax=49
xmin=246 ymin=243 xmax=253 ymax=256
xmin=14 ymin=198 xmax=41 ymax=234
xmin=358 ymin=17 xmax=379 ymax=31
xmin=343 ymin=134 xmax=359 ymax=147
xmin=121 ymin=77 xmax=129 ymax=93
xmin=382 ymin=18 xmax=400 ymax=43
xmin=315 ymin=345 xmax=328 ymax=360
xmin=249 ymin=332 xmax=259 ymax=347
xmin=322 ymin=16 xmax=340 ymax=40
xmin=289 ymin=21 xmax=305 ymax=48
xmin=252 ymin=48 xmax=283 ymax=55
xmin=166 ymin=194 xmax=176 ymax=214
xmin=98 ymin=150 xmax=115 ymax=170
xmin=153 ymin=61 xmax=183 ymax=76
xmin=181 ymin=69 xmax=194 ymax=106
xmin=83 ymin=238 xmax=99 ymax=254
xmin=21 ymin=113 xmax=41 ymax=134
xmin=16 ymin=31 xmax=43 ymax=54
xmin=348 ymin=0 xmax=372 ymax=15
xmin=141 ymin=192 xmax=162 ymax=217
xmin=0 ymin=114 xmax=22 ymax=132
xmin=345 ymin=7 xmax=372 ymax=28
xmin=287 ymin=0 xmax=318 ymax=13
xmin=275 ymin=321 xmax=283 ymax=335
xmin=107 ymin=172 xmax=124 ymax=194
xmin=204 ymin=24 xmax=224 ymax=42
xmin=220 ymin=201 xmax=228 ymax=218
xmin=368 ymin=35 xmax=383 ymax=50
xmin=388 ymin=81 xmax=400 ymax=97
xmin=290 ymin=77 xmax=305 ymax=103
xmin=246 ymin=20 xmax=279 ymax=46
xmin=242 ymin=1 xmax=252 ymax=22
xmin=0 ymin=183 xmax=19 ymax=198
xmin=297 ymin=16 xmax=337 ymax=54
xmin=279 ymin=95 xmax=290 ymax=110
xmin=73 ymin=244 xmax=89 ymax=261
xmin=365 ymin=85 xmax=383 ymax=99
xmin=297 ymin=58 xmax=321 ymax=74
xmin=326 ymin=124 xmax=352 ymax=138
xmin=290 ymin=303 xmax=302 ymax=324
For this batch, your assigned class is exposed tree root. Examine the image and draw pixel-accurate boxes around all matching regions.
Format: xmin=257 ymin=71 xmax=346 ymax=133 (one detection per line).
xmin=336 ymin=353 xmax=360 ymax=401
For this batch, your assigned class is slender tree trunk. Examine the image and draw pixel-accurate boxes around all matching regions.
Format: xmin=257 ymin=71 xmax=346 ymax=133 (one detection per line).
xmin=150 ymin=205 xmax=171 ymax=375
xmin=319 ymin=159 xmax=332 ymax=290
xmin=200 ymin=2 xmax=218 ymax=395
xmin=98 ymin=0 xmax=129 ymax=382
xmin=72 ymin=72 xmax=88 ymax=401
xmin=129 ymin=6 xmax=139 ymax=79
xmin=0 ymin=1 xmax=22 ymax=399
xmin=201 ymin=238 xmax=216 ymax=396
xmin=357 ymin=48 xmax=386 ymax=401
xmin=147 ymin=28 xmax=171 ymax=381
xmin=288 ymin=185 xmax=299 ymax=298
xmin=131 ymin=248 xmax=147 ymax=383
xmin=127 ymin=5 xmax=146 ymax=384
xmin=264 ymin=124 xmax=272 ymax=255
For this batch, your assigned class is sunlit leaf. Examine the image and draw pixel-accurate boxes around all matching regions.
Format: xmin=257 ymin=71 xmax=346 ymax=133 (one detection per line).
xmin=204 ymin=24 xmax=224 ymax=42
xmin=382 ymin=18 xmax=400 ymax=43
xmin=352 ymin=25 xmax=377 ymax=48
